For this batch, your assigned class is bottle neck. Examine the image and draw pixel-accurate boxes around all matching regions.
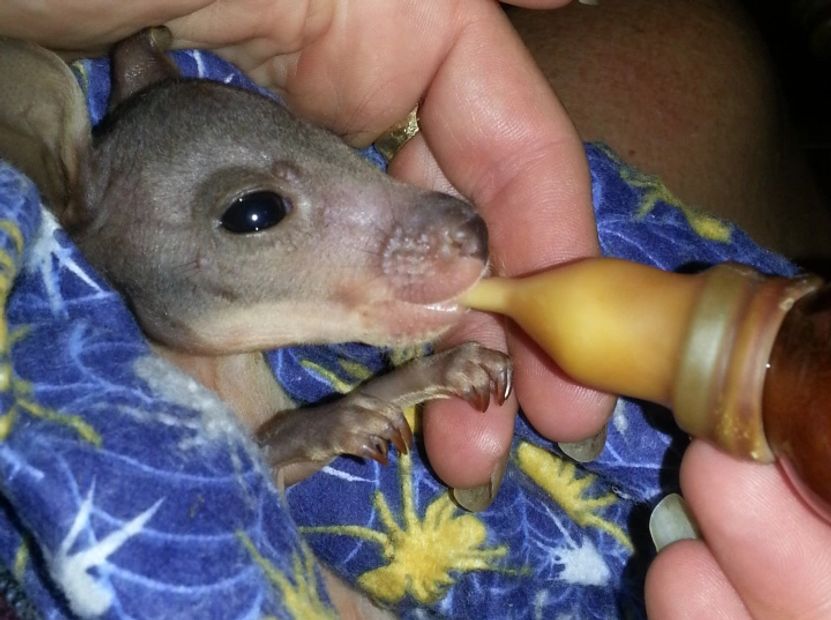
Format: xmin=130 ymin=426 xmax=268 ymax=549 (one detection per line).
xmin=673 ymin=264 xmax=820 ymax=462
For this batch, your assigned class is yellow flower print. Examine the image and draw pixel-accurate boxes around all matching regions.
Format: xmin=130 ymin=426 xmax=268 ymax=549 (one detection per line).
xmin=517 ymin=442 xmax=632 ymax=551
xmin=610 ymin=148 xmax=732 ymax=243
xmin=303 ymin=451 xmax=508 ymax=605
xmin=238 ymin=532 xmax=337 ymax=620
xmin=0 ymin=219 xmax=100 ymax=445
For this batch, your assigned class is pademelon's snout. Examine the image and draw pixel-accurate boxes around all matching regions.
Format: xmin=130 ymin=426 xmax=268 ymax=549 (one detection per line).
xmin=424 ymin=190 xmax=489 ymax=262
xmin=380 ymin=192 xmax=490 ymax=306
xmin=448 ymin=210 xmax=489 ymax=262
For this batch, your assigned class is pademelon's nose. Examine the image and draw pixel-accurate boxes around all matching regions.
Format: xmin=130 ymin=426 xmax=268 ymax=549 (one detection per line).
xmin=449 ymin=213 xmax=489 ymax=261
xmin=380 ymin=191 xmax=490 ymax=305
xmin=425 ymin=191 xmax=489 ymax=261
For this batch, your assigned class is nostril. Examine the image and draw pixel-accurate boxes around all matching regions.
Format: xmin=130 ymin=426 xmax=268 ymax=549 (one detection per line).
xmin=449 ymin=215 xmax=489 ymax=260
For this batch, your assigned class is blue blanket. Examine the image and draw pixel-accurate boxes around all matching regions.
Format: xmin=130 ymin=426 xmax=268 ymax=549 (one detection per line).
xmin=0 ymin=50 xmax=796 ymax=619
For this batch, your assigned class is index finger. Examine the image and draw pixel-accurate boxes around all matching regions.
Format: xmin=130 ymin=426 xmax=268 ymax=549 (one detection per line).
xmin=393 ymin=2 xmax=614 ymax=488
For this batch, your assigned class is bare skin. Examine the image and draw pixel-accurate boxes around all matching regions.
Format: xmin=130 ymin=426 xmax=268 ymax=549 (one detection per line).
xmin=1 ymin=1 xmax=829 ymax=618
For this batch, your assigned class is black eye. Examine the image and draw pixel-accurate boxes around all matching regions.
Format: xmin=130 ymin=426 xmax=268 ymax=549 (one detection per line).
xmin=220 ymin=191 xmax=292 ymax=234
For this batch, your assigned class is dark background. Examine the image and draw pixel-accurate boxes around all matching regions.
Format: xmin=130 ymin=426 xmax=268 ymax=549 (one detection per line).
xmin=747 ymin=0 xmax=831 ymax=203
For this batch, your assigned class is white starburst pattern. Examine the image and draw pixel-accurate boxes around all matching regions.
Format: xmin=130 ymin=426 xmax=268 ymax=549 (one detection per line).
xmin=25 ymin=209 xmax=109 ymax=316
xmin=554 ymin=538 xmax=611 ymax=588
xmin=48 ymin=483 xmax=163 ymax=618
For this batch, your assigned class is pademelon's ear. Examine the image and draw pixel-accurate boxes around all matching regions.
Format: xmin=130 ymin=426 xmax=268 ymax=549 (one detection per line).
xmin=110 ymin=26 xmax=179 ymax=108
xmin=0 ymin=35 xmax=91 ymax=220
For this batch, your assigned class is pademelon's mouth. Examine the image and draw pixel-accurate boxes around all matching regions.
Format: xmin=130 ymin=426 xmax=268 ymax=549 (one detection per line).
xmin=149 ymin=259 xmax=493 ymax=354
xmin=384 ymin=253 xmax=489 ymax=305
xmin=365 ymin=264 xmax=491 ymax=345
xmin=366 ymin=301 xmax=464 ymax=345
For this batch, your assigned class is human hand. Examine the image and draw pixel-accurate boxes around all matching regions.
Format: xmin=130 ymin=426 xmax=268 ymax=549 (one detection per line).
xmin=0 ymin=0 xmax=613 ymax=503
xmin=646 ymin=440 xmax=831 ymax=618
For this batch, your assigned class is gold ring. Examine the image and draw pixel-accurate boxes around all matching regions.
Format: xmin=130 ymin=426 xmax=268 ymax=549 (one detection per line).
xmin=374 ymin=106 xmax=420 ymax=161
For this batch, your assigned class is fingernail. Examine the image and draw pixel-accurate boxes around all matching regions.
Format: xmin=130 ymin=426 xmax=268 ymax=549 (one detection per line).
xmin=649 ymin=493 xmax=701 ymax=552
xmin=451 ymin=452 xmax=508 ymax=512
xmin=559 ymin=423 xmax=608 ymax=463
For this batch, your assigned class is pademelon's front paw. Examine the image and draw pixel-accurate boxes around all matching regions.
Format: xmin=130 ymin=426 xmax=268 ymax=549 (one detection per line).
xmin=309 ymin=391 xmax=415 ymax=464
xmin=256 ymin=392 xmax=413 ymax=468
xmin=430 ymin=342 xmax=513 ymax=412
xmin=255 ymin=342 xmax=511 ymax=481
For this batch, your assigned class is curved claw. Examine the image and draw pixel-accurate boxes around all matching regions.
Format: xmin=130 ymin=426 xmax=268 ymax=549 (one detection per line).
xmin=478 ymin=389 xmax=491 ymax=412
xmin=464 ymin=385 xmax=490 ymax=412
xmin=362 ymin=441 xmax=389 ymax=465
xmin=390 ymin=428 xmax=408 ymax=455
xmin=376 ymin=438 xmax=389 ymax=461
xmin=498 ymin=365 xmax=513 ymax=404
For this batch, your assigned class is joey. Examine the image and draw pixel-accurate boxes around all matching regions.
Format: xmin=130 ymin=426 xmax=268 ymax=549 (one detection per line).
xmin=0 ymin=27 xmax=512 ymax=488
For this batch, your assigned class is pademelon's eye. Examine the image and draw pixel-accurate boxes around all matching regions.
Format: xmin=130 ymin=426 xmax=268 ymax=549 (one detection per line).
xmin=220 ymin=191 xmax=292 ymax=234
